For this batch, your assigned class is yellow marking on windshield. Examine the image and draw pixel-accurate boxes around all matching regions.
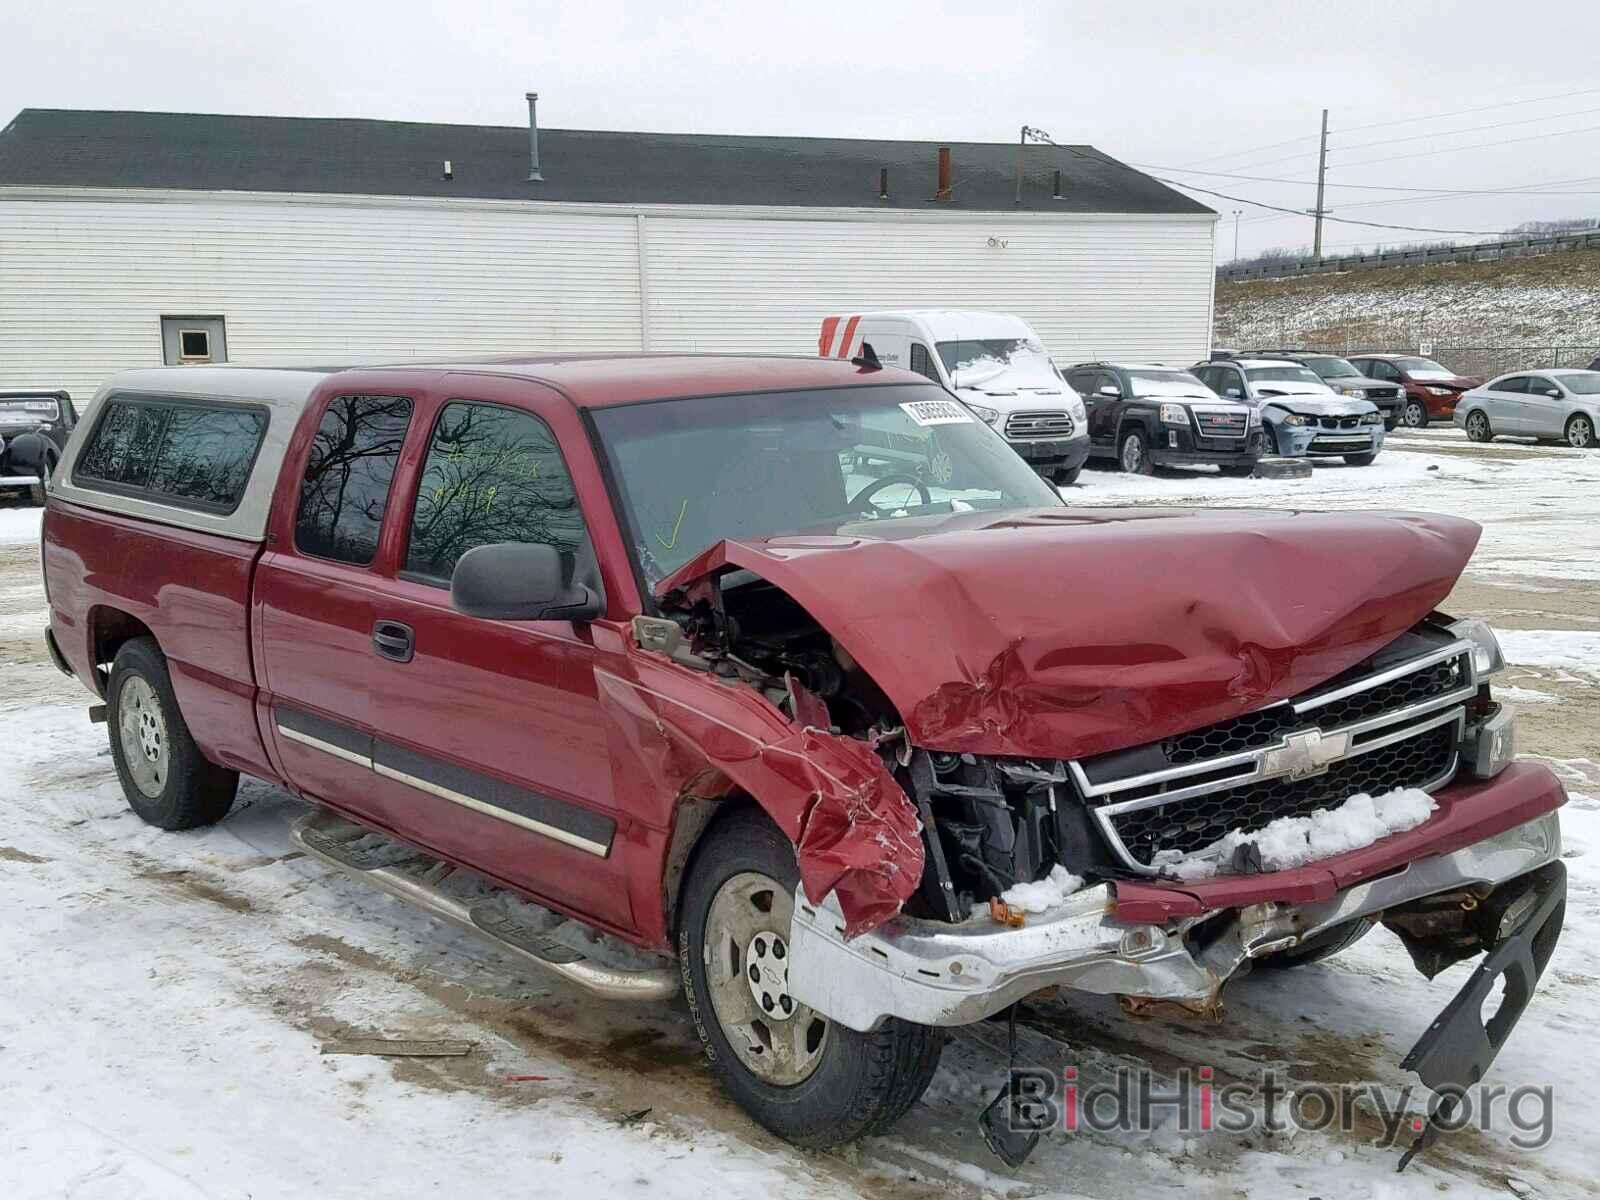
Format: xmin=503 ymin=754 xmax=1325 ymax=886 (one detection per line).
xmin=654 ymin=498 xmax=689 ymax=550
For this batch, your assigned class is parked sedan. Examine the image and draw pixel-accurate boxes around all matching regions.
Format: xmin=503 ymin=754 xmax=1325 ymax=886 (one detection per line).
xmin=1238 ymin=350 xmax=1406 ymax=429
xmin=1346 ymin=355 xmax=1483 ymax=428
xmin=1194 ymin=358 xmax=1386 ymax=465
xmin=1456 ymin=369 xmax=1600 ymax=447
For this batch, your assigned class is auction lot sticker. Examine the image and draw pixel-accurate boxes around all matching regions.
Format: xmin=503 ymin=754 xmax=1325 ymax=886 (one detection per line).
xmin=900 ymin=399 xmax=974 ymax=426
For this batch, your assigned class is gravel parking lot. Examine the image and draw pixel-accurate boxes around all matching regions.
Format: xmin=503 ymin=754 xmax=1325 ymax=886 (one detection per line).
xmin=1 ymin=428 xmax=1595 ymax=1200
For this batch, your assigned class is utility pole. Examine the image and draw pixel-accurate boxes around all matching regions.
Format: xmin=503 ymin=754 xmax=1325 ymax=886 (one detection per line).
xmin=1312 ymin=108 xmax=1329 ymax=261
xmin=1233 ymin=209 xmax=1242 ymax=261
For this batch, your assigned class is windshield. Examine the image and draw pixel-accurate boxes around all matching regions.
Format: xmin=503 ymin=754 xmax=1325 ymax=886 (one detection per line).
xmin=1395 ymin=357 xmax=1455 ymax=380
xmin=934 ymin=337 xmax=1053 ymax=388
xmin=591 ymin=384 xmax=1062 ymax=584
xmin=0 ymin=397 xmax=60 ymax=421
xmin=1246 ymin=366 xmax=1324 ymax=385
xmin=1127 ymin=370 xmax=1217 ymax=397
xmin=1302 ymin=356 xmax=1362 ymax=378
xmin=1559 ymin=372 xmax=1600 ymax=395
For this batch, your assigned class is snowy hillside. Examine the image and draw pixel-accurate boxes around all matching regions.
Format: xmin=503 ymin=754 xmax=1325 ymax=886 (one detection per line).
xmin=1215 ymin=248 xmax=1600 ymax=378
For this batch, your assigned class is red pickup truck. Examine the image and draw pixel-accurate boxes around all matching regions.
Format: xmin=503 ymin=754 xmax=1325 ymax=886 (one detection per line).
xmin=40 ymin=356 xmax=1564 ymax=1162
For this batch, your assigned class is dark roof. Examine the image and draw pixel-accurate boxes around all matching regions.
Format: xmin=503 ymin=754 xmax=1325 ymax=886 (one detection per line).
xmin=0 ymin=108 xmax=1212 ymax=216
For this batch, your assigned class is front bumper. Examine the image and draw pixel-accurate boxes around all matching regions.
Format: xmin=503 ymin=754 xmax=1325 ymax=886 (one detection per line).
xmin=1006 ymin=433 xmax=1090 ymax=471
xmin=1276 ymin=424 xmax=1385 ymax=458
xmin=1149 ymin=427 xmax=1264 ymax=469
xmin=789 ymin=800 xmax=1561 ymax=1033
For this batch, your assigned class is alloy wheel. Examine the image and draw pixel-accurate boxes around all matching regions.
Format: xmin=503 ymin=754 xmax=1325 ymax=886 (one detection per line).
xmin=1466 ymin=412 xmax=1490 ymax=442
xmin=703 ymin=871 xmax=828 ymax=1086
xmin=1403 ymin=401 xmax=1426 ymax=427
xmin=1120 ymin=434 xmax=1144 ymax=473
xmin=117 ymin=675 xmax=169 ymax=798
xmin=1569 ymin=416 xmax=1595 ymax=448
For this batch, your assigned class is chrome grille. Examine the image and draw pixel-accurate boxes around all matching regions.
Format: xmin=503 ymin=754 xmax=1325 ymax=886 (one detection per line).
xmin=1368 ymin=387 xmax=1401 ymax=400
xmin=1069 ymin=638 xmax=1475 ymax=872
xmin=1195 ymin=410 xmax=1248 ymax=438
xmin=1005 ymin=411 xmax=1075 ymax=439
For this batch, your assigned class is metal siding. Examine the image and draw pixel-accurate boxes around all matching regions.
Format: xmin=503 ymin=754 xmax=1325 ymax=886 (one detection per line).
xmin=0 ymin=197 xmax=643 ymax=398
xmin=642 ymin=216 xmax=1216 ymax=366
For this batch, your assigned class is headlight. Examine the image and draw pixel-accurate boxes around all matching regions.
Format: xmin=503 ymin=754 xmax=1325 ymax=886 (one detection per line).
xmin=1360 ymin=412 xmax=1384 ymax=426
xmin=1280 ymin=413 xmax=1313 ymax=427
xmin=1337 ymin=385 xmax=1364 ymax=397
xmin=1159 ymin=403 xmax=1189 ymax=426
xmin=1448 ymin=617 xmax=1505 ymax=678
xmin=1066 ymin=396 xmax=1086 ymax=423
xmin=1425 ymin=386 xmax=1454 ymax=396
xmin=966 ymin=402 xmax=1000 ymax=425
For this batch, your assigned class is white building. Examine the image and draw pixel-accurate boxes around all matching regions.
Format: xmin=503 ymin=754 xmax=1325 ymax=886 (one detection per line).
xmin=0 ymin=106 xmax=1217 ymax=399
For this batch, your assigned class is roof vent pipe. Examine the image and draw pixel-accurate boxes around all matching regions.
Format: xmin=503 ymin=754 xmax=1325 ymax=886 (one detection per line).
xmin=443 ymin=159 xmax=453 ymax=181
xmin=525 ymin=92 xmax=544 ymax=183
xmin=1052 ymin=168 xmax=1062 ymax=200
xmin=934 ymin=147 xmax=952 ymax=201
xmin=879 ymin=167 xmax=889 ymax=200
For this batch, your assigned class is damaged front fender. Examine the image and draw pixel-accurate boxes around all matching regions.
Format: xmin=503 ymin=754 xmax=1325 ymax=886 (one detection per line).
xmin=597 ymin=653 xmax=924 ymax=939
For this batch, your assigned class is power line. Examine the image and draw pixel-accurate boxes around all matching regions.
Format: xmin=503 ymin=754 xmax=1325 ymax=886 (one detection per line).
xmin=1130 ymin=162 xmax=1600 ymax=195
xmin=1335 ymin=121 xmax=1600 ymax=168
xmin=1337 ymin=86 xmax=1600 ymax=134
xmin=1173 ymin=133 xmax=1319 ymax=168
xmin=1152 ymin=176 xmax=1510 ymax=237
xmin=1333 ymin=104 xmax=1600 ymax=153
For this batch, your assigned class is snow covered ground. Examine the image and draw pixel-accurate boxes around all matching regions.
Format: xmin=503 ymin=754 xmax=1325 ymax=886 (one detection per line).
xmin=2 ymin=428 xmax=1598 ymax=1199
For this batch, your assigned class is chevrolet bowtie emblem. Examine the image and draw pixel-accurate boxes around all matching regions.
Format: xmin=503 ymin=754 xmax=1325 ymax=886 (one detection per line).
xmin=1261 ymin=728 xmax=1350 ymax=781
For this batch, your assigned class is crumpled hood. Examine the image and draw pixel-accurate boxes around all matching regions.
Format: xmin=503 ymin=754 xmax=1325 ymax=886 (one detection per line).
xmin=658 ymin=508 xmax=1480 ymax=760
xmin=1264 ymin=395 xmax=1377 ymax=418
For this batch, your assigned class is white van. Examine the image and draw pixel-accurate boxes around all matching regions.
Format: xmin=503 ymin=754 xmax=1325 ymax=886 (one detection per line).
xmin=817 ymin=310 xmax=1091 ymax=485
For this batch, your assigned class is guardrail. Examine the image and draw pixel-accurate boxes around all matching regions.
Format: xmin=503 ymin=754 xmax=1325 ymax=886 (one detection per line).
xmin=1218 ymin=230 xmax=1600 ymax=282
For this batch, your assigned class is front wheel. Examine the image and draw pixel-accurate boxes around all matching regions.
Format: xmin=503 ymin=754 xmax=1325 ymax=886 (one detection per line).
xmin=1118 ymin=429 xmax=1154 ymax=476
xmin=1402 ymin=399 xmax=1428 ymax=428
xmin=1566 ymin=414 xmax=1596 ymax=449
xmin=1050 ymin=464 xmax=1082 ymax=487
xmin=1255 ymin=918 xmax=1374 ymax=969
xmin=1344 ymin=451 xmax=1378 ymax=466
xmin=679 ymin=809 xmax=943 ymax=1146
xmin=1464 ymin=409 xmax=1492 ymax=443
xmin=107 ymin=637 xmax=238 ymax=830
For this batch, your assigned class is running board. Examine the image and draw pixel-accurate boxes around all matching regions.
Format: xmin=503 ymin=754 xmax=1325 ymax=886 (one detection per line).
xmin=291 ymin=810 xmax=679 ymax=1002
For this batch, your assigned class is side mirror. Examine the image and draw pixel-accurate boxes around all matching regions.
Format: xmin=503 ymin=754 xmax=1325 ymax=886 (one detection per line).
xmin=1097 ymin=384 xmax=1122 ymax=398
xmin=1545 ymin=388 xmax=1563 ymax=398
xmin=450 ymin=542 xmax=602 ymax=622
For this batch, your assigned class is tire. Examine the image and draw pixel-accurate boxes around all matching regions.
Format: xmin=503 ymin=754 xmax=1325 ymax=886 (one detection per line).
xmin=1464 ymin=409 xmax=1492 ymax=443
xmin=1343 ymin=451 xmax=1378 ymax=466
xmin=106 ymin=637 xmax=238 ymax=830
xmin=678 ymin=808 xmax=944 ymax=1146
xmin=27 ymin=449 xmax=56 ymax=506
xmin=1255 ymin=918 xmax=1374 ymax=969
xmin=1050 ymin=465 xmax=1082 ymax=487
xmin=1565 ymin=413 xmax=1596 ymax=449
xmin=1402 ymin=399 xmax=1428 ymax=428
xmin=1118 ymin=428 xmax=1154 ymax=476
xmin=1219 ymin=464 xmax=1255 ymax=478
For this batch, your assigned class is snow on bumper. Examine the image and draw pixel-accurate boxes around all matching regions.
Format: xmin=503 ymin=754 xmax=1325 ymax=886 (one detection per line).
xmin=788 ymin=806 xmax=1561 ymax=1032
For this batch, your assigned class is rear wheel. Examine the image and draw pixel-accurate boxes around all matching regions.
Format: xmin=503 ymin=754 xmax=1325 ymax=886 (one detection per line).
xmin=1118 ymin=428 xmax=1154 ymax=476
xmin=1402 ymin=399 xmax=1428 ymax=428
xmin=107 ymin=638 xmax=238 ymax=830
xmin=1344 ymin=451 xmax=1378 ymax=466
xmin=1566 ymin=413 xmax=1595 ymax=449
xmin=1464 ymin=409 xmax=1492 ymax=443
xmin=27 ymin=448 xmax=56 ymax=505
xmin=1256 ymin=918 xmax=1374 ymax=969
xmin=679 ymin=809 xmax=943 ymax=1146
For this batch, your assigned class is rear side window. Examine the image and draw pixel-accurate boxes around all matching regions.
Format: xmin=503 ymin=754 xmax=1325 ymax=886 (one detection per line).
xmin=403 ymin=401 xmax=588 ymax=583
xmin=295 ymin=395 xmax=414 ymax=565
xmin=75 ymin=398 xmax=267 ymax=511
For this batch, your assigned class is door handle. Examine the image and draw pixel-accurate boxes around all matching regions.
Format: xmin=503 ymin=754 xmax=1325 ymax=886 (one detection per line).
xmin=372 ymin=620 xmax=415 ymax=663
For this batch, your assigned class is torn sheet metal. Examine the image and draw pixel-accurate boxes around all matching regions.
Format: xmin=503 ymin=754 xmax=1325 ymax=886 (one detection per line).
xmin=656 ymin=508 xmax=1481 ymax=760
xmin=597 ymin=656 xmax=923 ymax=938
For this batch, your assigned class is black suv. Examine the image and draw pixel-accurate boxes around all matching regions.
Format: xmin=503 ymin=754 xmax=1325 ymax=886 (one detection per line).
xmin=1065 ymin=363 xmax=1264 ymax=476
xmin=1236 ymin=350 xmax=1405 ymax=430
xmin=0 ymin=390 xmax=76 ymax=505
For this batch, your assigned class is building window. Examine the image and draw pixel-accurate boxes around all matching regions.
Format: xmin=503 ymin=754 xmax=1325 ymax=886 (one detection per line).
xmin=74 ymin=397 xmax=268 ymax=512
xmin=294 ymin=395 xmax=414 ymax=565
xmin=161 ymin=316 xmax=227 ymax=366
xmin=404 ymin=401 xmax=589 ymax=583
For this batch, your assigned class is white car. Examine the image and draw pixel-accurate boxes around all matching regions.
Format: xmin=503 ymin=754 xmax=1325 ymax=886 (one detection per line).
xmin=1455 ymin=369 xmax=1600 ymax=448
